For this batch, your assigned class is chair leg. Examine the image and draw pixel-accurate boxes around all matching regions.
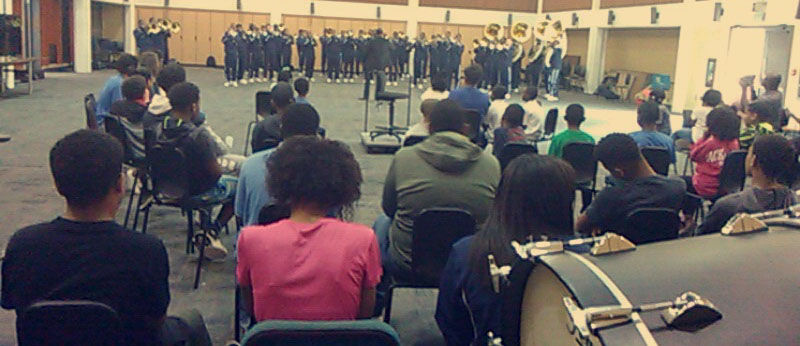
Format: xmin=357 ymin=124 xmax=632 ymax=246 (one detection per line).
xmin=193 ymin=210 xmax=210 ymax=290
xmin=234 ymin=285 xmax=241 ymax=342
xmin=383 ymin=285 xmax=395 ymax=323
xmin=141 ymin=205 xmax=150 ymax=234
xmin=123 ymin=178 xmax=137 ymax=228
xmin=186 ymin=210 xmax=195 ymax=254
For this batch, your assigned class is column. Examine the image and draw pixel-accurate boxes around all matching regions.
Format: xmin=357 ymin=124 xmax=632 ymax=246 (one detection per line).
xmin=406 ymin=0 xmax=419 ymax=38
xmin=73 ymin=0 xmax=91 ymax=73
xmin=124 ymin=2 xmax=137 ymax=54
xmin=670 ymin=25 xmax=699 ymax=114
xmin=583 ymin=26 xmax=606 ymax=95
xmin=30 ymin=0 xmax=41 ymax=71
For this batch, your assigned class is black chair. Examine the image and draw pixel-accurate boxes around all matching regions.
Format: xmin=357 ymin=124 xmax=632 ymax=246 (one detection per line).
xmin=498 ymin=142 xmax=538 ymax=171
xmin=537 ymin=108 xmax=559 ymax=142
xmin=622 ymin=208 xmax=680 ymax=245
xmin=681 ymin=109 xmax=695 ymax=128
xmin=84 ymin=94 xmax=98 ymax=130
xmin=675 ymin=109 xmax=695 ymax=175
xmin=370 ymin=71 xmax=408 ymax=142
xmin=241 ymin=320 xmax=401 ymax=346
xmin=18 ymin=300 xmax=121 ymax=345
xmin=464 ymin=110 xmax=487 ymax=148
xmin=104 ymin=116 xmax=149 ymax=231
xmin=402 ymin=135 xmax=427 ymax=147
xmin=245 ymin=91 xmax=272 ymax=155
xmin=717 ymin=150 xmax=747 ymax=196
xmin=562 ymin=142 xmax=598 ymax=192
xmin=383 ymin=208 xmax=476 ymax=323
xmin=641 ymin=146 xmax=671 ymax=176
xmin=140 ymin=132 xmax=230 ymax=289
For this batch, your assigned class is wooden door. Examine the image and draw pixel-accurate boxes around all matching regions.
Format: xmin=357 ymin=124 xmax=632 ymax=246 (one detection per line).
xmin=196 ymin=11 xmax=211 ymax=64
xmin=181 ymin=11 xmax=197 ymax=64
xmin=163 ymin=9 xmax=181 ymax=62
xmin=210 ymin=12 xmax=226 ymax=64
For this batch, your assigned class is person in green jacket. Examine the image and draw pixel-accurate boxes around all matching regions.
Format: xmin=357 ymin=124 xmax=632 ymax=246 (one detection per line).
xmin=374 ymin=99 xmax=501 ymax=309
xmin=548 ymin=103 xmax=595 ymax=157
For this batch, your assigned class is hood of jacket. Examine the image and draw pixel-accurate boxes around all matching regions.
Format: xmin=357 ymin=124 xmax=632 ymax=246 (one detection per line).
xmin=741 ymin=186 xmax=795 ymax=213
xmin=147 ymin=88 xmax=171 ymax=116
xmin=415 ymin=131 xmax=483 ymax=173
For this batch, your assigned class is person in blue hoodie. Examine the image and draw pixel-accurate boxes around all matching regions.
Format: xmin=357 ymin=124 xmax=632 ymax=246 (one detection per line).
xmin=436 ymin=154 xmax=576 ymax=345
xmin=222 ymin=24 xmax=239 ymax=87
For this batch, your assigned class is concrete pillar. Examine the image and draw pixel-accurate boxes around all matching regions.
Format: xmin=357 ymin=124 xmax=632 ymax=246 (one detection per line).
xmin=406 ymin=0 xmax=419 ymax=38
xmin=124 ymin=2 xmax=136 ymax=54
xmin=73 ymin=0 xmax=91 ymax=73
xmin=670 ymin=25 xmax=699 ymax=113
xmin=584 ymin=26 xmax=606 ymax=94
xmin=30 ymin=0 xmax=41 ymax=71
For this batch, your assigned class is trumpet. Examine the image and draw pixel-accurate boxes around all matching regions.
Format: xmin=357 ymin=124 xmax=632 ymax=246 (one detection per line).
xmin=148 ymin=22 xmax=160 ymax=34
xmin=169 ymin=21 xmax=181 ymax=34
xmin=159 ymin=18 xmax=171 ymax=31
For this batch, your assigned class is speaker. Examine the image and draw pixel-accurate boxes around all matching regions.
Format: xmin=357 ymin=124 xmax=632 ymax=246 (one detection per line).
xmin=310 ymin=2 xmax=315 ymax=15
xmin=714 ymin=2 xmax=724 ymax=21
xmin=445 ymin=10 xmax=450 ymax=23
xmin=507 ymin=14 xmax=513 ymax=26
xmin=651 ymin=7 xmax=659 ymax=24
xmin=572 ymin=13 xmax=579 ymax=26
xmin=608 ymin=10 xmax=616 ymax=25
xmin=377 ymin=6 xmax=381 ymax=19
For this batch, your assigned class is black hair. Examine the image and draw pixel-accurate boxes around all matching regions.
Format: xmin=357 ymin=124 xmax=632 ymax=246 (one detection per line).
xmin=701 ymin=89 xmax=722 ymax=107
xmin=132 ymin=68 xmax=152 ymax=83
xmin=121 ymin=75 xmax=147 ymax=101
xmin=637 ymin=101 xmax=661 ymax=127
xmin=706 ymin=106 xmax=740 ymax=141
xmin=277 ymin=70 xmax=292 ymax=83
xmin=649 ymin=88 xmax=666 ymax=104
xmin=156 ymin=63 xmax=186 ymax=93
xmin=431 ymin=72 xmax=449 ymax=92
xmin=49 ymin=130 xmax=123 ymax=208
xmin=463 ymin=64 xmax=483 ymax=85
xmin=502 ymin=104 xmax=524 ymax=128
xmin=565 ymin=104 xmax=585 ymax=125
xmin=115 ymin=54 xmax=138 ymax=76
xmin=268 ymin=136 xmax=362 ymax=219
xmin=748 ymin=101 xmax=776 ymax=124
xmin=522 ymin=86 xmax=538 ymax=102
xmin=752 ymin=134 xmax=797 ymax=185
xmin=429 ymin=99 xmax=465 ymax=134
xmin=294 ymin=77 xmax=310 ymax=96
xmin=271 ymin=82 xmax=294 ymax=108
xmin=468 ymin=155 xmax=576 ymax=288
xmin=762 ymin=74 xmax=782 ymax=91
xmin=138 ymin=51 xmax=161 ymax=80
xmin=491 ymin=85 xmax=508 ymax=100
xmin=594 ymin=133 xmax=642 ymax=170
xmin=281 ymin=103 xmax=320 ymax=138
xmin=167 ymin=82 xmax=200 ymax=113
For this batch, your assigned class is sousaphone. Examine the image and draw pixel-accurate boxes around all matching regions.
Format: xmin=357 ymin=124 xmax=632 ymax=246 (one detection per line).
xmin=510 ymin=22 xmax=532 ymax=63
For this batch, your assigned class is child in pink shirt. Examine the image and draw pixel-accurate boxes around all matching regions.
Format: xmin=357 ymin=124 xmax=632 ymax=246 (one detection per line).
xmin=236 ymin=137 xmax=382 ymax=322
xmin=688 ymin=107 xmax=741 ymax=198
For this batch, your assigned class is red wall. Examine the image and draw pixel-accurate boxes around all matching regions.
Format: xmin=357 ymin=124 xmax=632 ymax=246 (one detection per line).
xmin=12 ymin=0 xmax=73 ymax=64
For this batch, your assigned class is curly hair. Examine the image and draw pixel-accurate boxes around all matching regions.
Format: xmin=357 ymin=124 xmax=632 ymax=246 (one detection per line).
xmin=267 ymin=136 xmax=363 ymax=219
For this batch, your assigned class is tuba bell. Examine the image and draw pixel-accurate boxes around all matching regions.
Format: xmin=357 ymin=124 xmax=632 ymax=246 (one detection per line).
xmin=169 ymin=21 xmax=181 ymax=34
xmin=511 ymin=22 xmax=532 ymax=44
xmin=484 ymin=23 xmax=501 ymax=41
xmin=159 ymin=18 xmax=171 ymax=32
xmin=148 ymin=22 xmax=160 ymax=34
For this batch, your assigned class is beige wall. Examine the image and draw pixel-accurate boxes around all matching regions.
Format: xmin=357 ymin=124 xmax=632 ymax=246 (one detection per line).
xmin=604 ymin=28 xmax=680 ymax=76
xmin=101 ymin=4 xmax=125 ymax=42
xmin=566 ymin=29 xmax=589 ymax=66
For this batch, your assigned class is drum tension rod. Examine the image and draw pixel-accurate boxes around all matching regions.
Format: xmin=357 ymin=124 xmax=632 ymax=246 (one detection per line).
xmin=564 ymin=291 xmax=722 ymax=340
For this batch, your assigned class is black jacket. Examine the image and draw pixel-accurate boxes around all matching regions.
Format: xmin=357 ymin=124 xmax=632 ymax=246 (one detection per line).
xmin=365 ymin=37 xmax=391 ymax=71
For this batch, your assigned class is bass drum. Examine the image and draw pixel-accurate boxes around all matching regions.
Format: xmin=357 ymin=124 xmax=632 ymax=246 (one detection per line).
xmin=502 ymin=227 xmax=800 ymax=345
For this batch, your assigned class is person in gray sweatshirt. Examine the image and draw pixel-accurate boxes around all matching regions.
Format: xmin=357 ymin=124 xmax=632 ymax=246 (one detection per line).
xmin=697 ymin=134 xmax=798 ymax=234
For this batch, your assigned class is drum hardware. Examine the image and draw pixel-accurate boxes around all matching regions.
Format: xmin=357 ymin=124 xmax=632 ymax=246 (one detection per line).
xmin=511 ymin=233 xmax=635 ymax=260
xmin=564 ymin=291 xmax=722 ymax=342
xmin=723 ymin=204 xmax=800 ymax=235
xmin=488 ymin=255 xmax=511 ymax=294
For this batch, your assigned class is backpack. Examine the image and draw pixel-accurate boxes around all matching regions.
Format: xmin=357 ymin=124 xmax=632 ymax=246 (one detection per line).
xmin=206 ymin=56 xmax=216 ymax=67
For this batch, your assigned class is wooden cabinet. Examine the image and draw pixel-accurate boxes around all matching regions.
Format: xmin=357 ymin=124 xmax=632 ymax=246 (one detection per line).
xmin=137 ymin=7 xmax=270 ymax=66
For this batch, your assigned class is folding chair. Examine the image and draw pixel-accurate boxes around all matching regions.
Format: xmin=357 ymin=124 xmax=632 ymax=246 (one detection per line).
xmin=622 ymin=208 xmax=680 ymax=245
xmin=562 ymin=142 xmax=598 ymax=206
xmin=641 ymin=146 xmax=671 ymax=176
xmin=687 ymin=150 xmax=747 ymax=220
xmin=245 ymin=91 xmax=273 ymax=155
xmin=242 ymin=320 xmax=400 ymax=346
xmin=383 ymin=208 xmax=476 ymax=323
xmin=84 ymin=94 xmax=98 ymax=130
xmin=498 ymin=142 xmax=538 ymax=171
xmin=104 ymin=115 xmax=149 ymax=231
xmin=538 ymin=108 xmax=559 ymax=142
xmin=18 ymin=300 xmax=121 ymax=345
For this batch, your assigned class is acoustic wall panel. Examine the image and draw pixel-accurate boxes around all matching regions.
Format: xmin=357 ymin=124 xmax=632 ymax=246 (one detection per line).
xmin=419 ymin=0 xmax=537 ymax=12
xmin=542 ymin=0 xmax=592 ymax=12
xmin=600 ymin=0 xmax=682 ymax=9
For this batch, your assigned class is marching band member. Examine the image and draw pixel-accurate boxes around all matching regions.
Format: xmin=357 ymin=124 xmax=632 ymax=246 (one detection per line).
xmin=342 ymin=31 xmax=357 ymax=83
xmin=326 ymin=30 xmax=343 ymax=83
xmin=412 ymin=32 xmax=429 ymax=89
xmin=497 ymin=37 xmax=512 ymax=89
xmin=260 ymin=25 xmax=272 ymax=81
xmin=266 ymin=25 xmax=282 ymax=81
xmin=543 ymin=20 xmax=567 ymax=102
xmin=234 ymin=24 xmax=250 ymax=85
xmin=320 ymin=28 xmax=330 ymax=76
xmin=356 ymin=30 xmax=369 ymax=77
xmin=448 ymin=34 xmax=464 ymax=89
xmin=222 ymin=24 xmax=239 ymax=87
xmin=303 ymin=31 xmax=318 ymax=80
xmin=485 ymin=38 xmax=498 ymax=90
xmin=134 ymin=20 xmax=150 ymax=54
xmin=525 ymin=21 xmax=548 ymax=90
xmin=388 ymin=32 xmax=401 ymax=86
xmin=297 ymin=30 xmax=307 ymax=76
xmin=399 ymin=33 xmax=411 ymax=80
xmin=248 ymin=24 xmax=265 ymax=83
xmin=280 ymin=26 xmax=294 ymax=72
xmin=473 ymin=38 xmax=489 ymax=90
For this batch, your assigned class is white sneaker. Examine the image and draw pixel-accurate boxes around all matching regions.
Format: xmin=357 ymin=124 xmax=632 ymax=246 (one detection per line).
xmin=336 ymin=79 xmax=341 ymax=83
xmin=232 ymin=81 xmax=238 ymax=87
xmin=546 ymin=94 xmax=559 ymax=101
xmin=224 ymin=82 xmax=230 ymax=87
xmin=327 ymin=78 xmax=332 ymax=83
xmin=513 ymin=88 xmax=520 ymax=93
xmin=370 ymin=80 xmax=375 ymax=85
xmin=249 ymin=78 xmax=255 ymax=83
xmin=311 ymin=77 xmax=316 ymax=82
xmin=418 ymin=84 xmax=424 ymax=90
xmin=393 ymin=82 xmax=398 ymax=86
xmin=195 ymin=233 xmax=228 ymax=261
xmin=505 ymin=94 xmax=511 ymax=100
xmin=240 ymin=79 xmax=248 ymax=85
xmin=350 ymin=78 xmax=355 ymax=83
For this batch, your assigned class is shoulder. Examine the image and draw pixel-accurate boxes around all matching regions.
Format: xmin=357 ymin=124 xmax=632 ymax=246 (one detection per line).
xmin=323 ymin=219 xmax=376 ymax=244
xmin=242 ymin=149 xmax=274 ymax=170
xmin=656 ymin=175 xmax=687 ymax=191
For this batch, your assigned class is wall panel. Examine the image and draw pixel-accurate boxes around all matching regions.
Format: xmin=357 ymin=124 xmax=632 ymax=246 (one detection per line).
xmin=283 ymin=15 xmax=406 ymax=70
xmin=420 ymin=0 xmax=538 ymax=13
xmin=600 ymin=0 xmax=682 ymax=9
xmin=604 ymin=28 xmax=679 ymax=77
xmin=319 ymin=0 xmax=408 ymax=5
xmin=542 ymin=0 xmax=592 ymax=12
xmin=566 ymin=29 xmax=589 ymax=66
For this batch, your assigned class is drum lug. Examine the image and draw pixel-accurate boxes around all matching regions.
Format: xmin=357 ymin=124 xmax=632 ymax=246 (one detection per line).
xmin=488 ymin=255 xmax=511 ymax=294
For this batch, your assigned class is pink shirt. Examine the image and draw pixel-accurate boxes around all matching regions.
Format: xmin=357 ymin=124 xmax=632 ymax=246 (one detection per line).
xmin=236 ymin=218 xmax=382 ymax=321
xmin=690 ymin=136 xmax=739 ymax=197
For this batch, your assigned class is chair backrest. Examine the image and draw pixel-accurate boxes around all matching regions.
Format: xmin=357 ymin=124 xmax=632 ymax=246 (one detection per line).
xmin=463 ymin=110 xmax=482 ymax=143
xmin=561 ymin=142 xmax=598 ymax=185
xmin=543 ymin=108 xmax=558 ymax=137
xmin=84 ymin=94 xmax=98 ymax=130
xmin=640 ymin=146 xmax=671 ymax=176
xmin=498 ymin=142 xmax=537 ymax=171
xmin=242 ymin=320 xmax=400 ymax=346
xmin=148 ymin=143 xmax=190 ymax=200
xmin=18 ymin=300 xmax=121 ymax=346
xmin=681 ymin=109 xmax=694 ymax=128
xmin=402 ymin=135 xmax=427 ymax=147
xmin=104 ymin=116 xmax=146 ymax=166
xmin=717 ymin=150 xmax=748 ymax=196
xmin=256 ymin=91 xmax=273 ymax=118
xmin=411 ymin=208 xmax=477 ymax=285
xmin=374 ymin=71 xmax=387 ymax=97
xmin=622 ymin=208 xmax=680 ymax=244
xmin=257 ymin=203 xmax=291 ymax=225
